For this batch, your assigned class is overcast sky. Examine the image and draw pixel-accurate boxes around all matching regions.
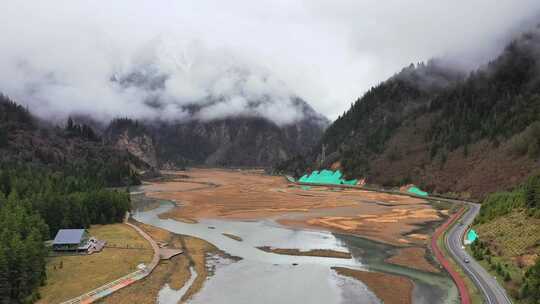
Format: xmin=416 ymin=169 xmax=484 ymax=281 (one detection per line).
xmin=2 ymin=1 xmax=540 ymax=123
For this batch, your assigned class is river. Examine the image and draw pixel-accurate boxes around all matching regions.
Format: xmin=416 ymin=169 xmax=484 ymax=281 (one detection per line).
xmin=132 ymin=195 xmax=458 ymax=304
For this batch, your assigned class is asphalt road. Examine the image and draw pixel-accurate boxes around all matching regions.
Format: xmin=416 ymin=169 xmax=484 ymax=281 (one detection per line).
xmin=446 ymin=202 xmax=513 ymax=304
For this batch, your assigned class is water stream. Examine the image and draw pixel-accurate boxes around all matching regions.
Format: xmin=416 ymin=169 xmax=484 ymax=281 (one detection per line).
xmin=133 ymin=199 xmax=458 ymax=304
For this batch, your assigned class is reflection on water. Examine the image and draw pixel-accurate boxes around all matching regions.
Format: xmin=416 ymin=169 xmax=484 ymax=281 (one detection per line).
xmin=133 ymin=200 xmax=458 ymax=304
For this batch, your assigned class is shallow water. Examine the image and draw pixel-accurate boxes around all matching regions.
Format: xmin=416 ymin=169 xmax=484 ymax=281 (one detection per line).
xmin=158 ymin=267 xmax=197 ymax=304
xmin=133 ymin=200 xmax=458 ymax=304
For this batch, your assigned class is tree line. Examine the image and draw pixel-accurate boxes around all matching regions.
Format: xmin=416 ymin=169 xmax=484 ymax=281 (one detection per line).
xmin=475 ymin=173 xmax=540 ymax=224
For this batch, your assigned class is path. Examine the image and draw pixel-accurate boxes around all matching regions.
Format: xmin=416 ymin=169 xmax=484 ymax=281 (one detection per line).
xmin=124 ymin=213 xmax=161 ymax=272
xmin=60 ymin=213 xmax=160 ymax=304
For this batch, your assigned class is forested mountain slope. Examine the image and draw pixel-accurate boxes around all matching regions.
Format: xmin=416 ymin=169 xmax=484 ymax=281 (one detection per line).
xmin=0 ymin=95 xmax=139 ymax=303
xmin=289 ymin=25 xmax=540 ymax=199
xmin=0 ymin=95 xmax=147 ymax=186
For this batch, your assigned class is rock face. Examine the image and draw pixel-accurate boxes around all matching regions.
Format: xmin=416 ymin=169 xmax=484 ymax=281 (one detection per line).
xmin=104 ymin=118 xmax=159 ymax=174
xmin=111 ymin=129 xmax=158 ymax=169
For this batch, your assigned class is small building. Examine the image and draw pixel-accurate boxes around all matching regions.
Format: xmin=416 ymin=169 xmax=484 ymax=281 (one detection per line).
xmin=52 ymin=229 xmax=90 ymax=252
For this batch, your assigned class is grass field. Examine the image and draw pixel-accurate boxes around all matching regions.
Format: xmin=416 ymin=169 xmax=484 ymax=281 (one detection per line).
xmin=472 ymin=211 xmax=540 ymax=300
xmin=475 ymin=211 xmax=540 ymax=259
xmin=38 ymin=224 xmax=153 ymax=304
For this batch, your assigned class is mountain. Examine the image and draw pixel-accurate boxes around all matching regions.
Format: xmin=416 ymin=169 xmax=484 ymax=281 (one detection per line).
xmin=281 ymin=25 xmax=540 ymax=199
xmin=272 ymin=29 xmax=540 ymax=303
xmin=0 ymin=94 xmax=146 ymax=186
xmin=105 ymin=98 xmax=328 ymax=168
xmin=105 ymin=65 xmax=330 ymax=169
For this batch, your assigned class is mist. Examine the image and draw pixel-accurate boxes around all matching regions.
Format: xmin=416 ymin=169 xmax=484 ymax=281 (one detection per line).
xmin=1 ymin=1 xmax=540 ymax=124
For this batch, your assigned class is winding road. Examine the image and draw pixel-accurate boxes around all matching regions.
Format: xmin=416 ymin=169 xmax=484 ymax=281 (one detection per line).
xmin=295 ymin=179 xmax=513 ymax=303
xmin=445 ymin=202 xmax=513 ymax=304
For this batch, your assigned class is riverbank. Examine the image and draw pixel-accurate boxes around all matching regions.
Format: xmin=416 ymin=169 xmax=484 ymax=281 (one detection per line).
xmin=386 ymin=247 xmax=440 ymax=273
xmin=101 ymin=222 xmax=238 ymax=304
xmin=257 ymin=246 xmax=352 ymax=259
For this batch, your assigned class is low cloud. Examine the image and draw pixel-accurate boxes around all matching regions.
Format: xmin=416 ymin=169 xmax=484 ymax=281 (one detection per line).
xmin=1 ymin=1 xmax=540 ymax=123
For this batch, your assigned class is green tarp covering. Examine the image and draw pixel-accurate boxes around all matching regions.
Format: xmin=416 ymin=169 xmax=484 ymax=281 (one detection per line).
xmin=408 ymin=186 xmax=428 ymax=197
xmin=466 ymin=229 xmax=478 ymax=244
xmin=299 ymin=169 xmax=357 ymax=186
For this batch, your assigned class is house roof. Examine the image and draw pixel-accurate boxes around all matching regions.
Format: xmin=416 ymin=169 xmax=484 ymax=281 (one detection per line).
xmin=53 ymin=229 xmax=86 ymax=245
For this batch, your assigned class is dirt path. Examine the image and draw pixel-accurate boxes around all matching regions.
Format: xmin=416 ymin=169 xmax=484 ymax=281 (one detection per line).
xmin=125 ymin=215 xmax=160 ymax=273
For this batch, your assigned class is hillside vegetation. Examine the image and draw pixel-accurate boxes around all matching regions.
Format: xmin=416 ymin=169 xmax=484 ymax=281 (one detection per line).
xmin=0 ymin=95 xmax=145 ymax=187
xmin=471 ymin=175 xmax=540 ymax=302
xmin=0 ymin=95 xmax=142 ymax=303
xmin=279 ymin=25 xmax=540 ymax=199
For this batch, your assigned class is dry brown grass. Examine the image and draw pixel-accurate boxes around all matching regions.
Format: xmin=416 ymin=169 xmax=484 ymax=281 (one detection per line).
xmin=147 ymin=169 xmax=441 ymax=246
xmin=332 ymin=267 xmax=413 ymax=304
xmin=38 ymin=224 xmax=153 ymax=304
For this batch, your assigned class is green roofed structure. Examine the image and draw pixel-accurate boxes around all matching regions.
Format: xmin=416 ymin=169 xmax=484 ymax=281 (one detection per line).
xmin=408 ymin=186 xmax=428 ymax=197
xmin=465 ymin=229 xmax=478 ymax=245
xmin=298 ymin=170 xmax=357 ymax=186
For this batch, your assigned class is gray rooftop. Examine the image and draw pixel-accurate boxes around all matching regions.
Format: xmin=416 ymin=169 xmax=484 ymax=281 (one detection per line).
xmin=53 ymin=229 xmax=86 ymax=245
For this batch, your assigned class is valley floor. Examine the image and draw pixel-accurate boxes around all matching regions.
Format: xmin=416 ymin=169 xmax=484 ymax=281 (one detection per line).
xmin=127 ymin=168 xmax=451 ymax=303
xmin=150 ymin=169 xmax=447 ymax=247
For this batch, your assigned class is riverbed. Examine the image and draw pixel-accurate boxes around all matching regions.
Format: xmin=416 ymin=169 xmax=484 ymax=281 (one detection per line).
xmin=133 ymin=199 xmax=458 ymax=304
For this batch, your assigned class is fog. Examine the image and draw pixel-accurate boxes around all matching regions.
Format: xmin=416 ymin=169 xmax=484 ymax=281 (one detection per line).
xmin=1 ymin=1 xmax=540 ymax=124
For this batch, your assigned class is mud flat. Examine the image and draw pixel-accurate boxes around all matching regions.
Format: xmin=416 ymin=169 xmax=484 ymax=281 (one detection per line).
xmin=148 ymin=169 xmax=446 ymax=246
xmin=222 ymin=233 xmax=243 ymax=241
xmin=386 ymin=247 xmax=440 ymax=273
xmin=257 ymin=246 xmax=352 ymax=259
xmin=333 ymin=267 xmax=413 ymax=304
